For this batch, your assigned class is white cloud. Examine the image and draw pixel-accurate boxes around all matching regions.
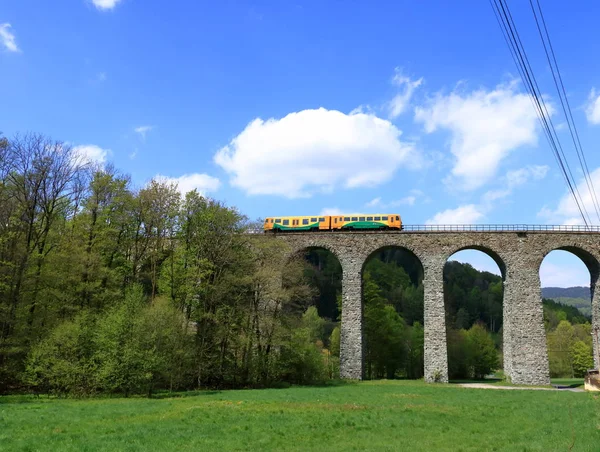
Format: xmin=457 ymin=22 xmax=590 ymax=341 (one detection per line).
xmin=156 ymin=173 xmax=220 ymax=196
xmin=392 ymin=196 xmax=417 ymax=206
xmin=91 ymin=0 xmax=122 ymax=10
xmin=134 ymin=125 xmax=153 ymax=139
xmin=388 ymin=69 xmax=423 ymax=118
xmin=538 ymin=167 xmax=600 ymax=225
xmin=505 ymin=165 xmax=548 ymax=188
xmin=366 ymin=197 xmax=382 ymax=208
xmin=0 ymin=23 xmax=20 ymax=53
xmin=365 ymin=189 xmax=424 ymax=210
xmin=426 ymin=204 xmax=484 ymax=225
xmin=482 ymin=164 xmax=549 ymax=206
xmin=415 ymin=80 xmax=542 ymax=191
xmin=585 ymin=88 xmax=600 ymax=125
xmin=320 ymin=207 xmax=344 ymax=216
xmin=73 ymin=144 xmax=109 ymax=166
xmin=214 ymin=107 xmax=418 ymax=198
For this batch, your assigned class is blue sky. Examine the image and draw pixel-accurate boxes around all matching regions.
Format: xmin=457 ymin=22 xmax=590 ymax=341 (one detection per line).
xmin=2 ymin=0 xmax=600 ymax=288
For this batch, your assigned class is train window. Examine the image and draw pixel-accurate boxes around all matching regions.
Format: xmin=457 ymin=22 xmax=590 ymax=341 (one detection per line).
xmin=275 ymin=219 xmax=281 ymax=223
xmin=319 ymin=217 xmax=325 ymax=222
xmin=283 ymin=219 xmax=289 ymax=225
xmin=367 ymin=216 xmax=373 ymax=221
xmin=302 ymin=219 xmax=309 ymax=225
xmin=351 ymin=217 xmax=358 ymax=221
xmin=359 ymin=217 xmax=365 ymax=221
xmin=334 ymin=218 xmax=337 ymax=223
xmin=396 ymin=216 xmax=400 ymax=221
xmin=374 ymin=216 xmax=381 ymax=221
xmin=382 ymin=216 xmax=388 ymax=220
xmin=344 ymin=217 xmax=350 ymax=221
xmin=311 ymin=218 xmax=317 ymax=222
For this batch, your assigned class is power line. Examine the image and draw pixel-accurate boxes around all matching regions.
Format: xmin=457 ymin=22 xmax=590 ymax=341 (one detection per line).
xmin=489 ymin=0 xmax=591 ymax=228
xmin=529 ymin=0 xmax=600 ymax=223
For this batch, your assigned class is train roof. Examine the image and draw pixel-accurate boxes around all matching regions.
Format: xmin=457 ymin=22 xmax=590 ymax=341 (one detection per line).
xmin=264 ymin=213 xmax=401 ymax=218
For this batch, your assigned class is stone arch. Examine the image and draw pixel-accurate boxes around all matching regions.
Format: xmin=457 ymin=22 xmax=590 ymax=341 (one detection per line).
xmin=538 ymin=244 xmax=600 ymax=370
xmin=360 ymin=244 xmax=426 ymax=380
xmin=443 ymin=244 xmax=507 ymax=281
xmin=284 ymin=242 xmax=344 ymax=270
xmin=287 ymin=244 xmax=344 ymax=320
xmin=442 ymin=245 xmax=507 ymax=382
xmin=361 ymin=244 xmax=425 ymax=283
xmin=538 ymin=245 xmax=600 ymax=284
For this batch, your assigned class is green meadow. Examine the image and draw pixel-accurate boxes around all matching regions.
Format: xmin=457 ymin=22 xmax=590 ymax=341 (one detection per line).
xmin=1 ymin=380 xmax=599 ymax=451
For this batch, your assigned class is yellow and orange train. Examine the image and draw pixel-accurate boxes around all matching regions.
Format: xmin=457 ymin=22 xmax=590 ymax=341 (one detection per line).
xmin=263 ymin=214 xmax=402 ymax=232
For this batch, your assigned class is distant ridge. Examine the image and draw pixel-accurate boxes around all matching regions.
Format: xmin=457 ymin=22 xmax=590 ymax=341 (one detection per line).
xmin=541 ymin=286 xmax=590 ymax=300
xmin=541 ymin=286 xmax=591 ymax=318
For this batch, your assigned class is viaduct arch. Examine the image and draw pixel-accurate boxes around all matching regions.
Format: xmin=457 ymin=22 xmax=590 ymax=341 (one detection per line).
xmin=272 ymin=230 xmax=600 ymax=386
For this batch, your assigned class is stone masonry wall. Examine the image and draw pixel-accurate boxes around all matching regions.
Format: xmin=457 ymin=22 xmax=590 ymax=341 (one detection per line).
xmin=274 ymin=231 xmax=600 ymax=385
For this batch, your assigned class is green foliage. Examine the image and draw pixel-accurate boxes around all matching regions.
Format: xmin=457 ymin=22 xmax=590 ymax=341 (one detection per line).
xmin=444 ymin=261 xmax=503 ymax=334
xmin=24 ymin=312 xmax=98 ymax=396
xmin=546 ymin=319 xmax=594 ymax=378
xmin=329 ymin=326 xmax=340 ymax=357
xmin=543 ymin=298 xmax=590 ymax=330
xmin=465 ymin=323 xmax=499 ymax=379
xmin=570 ymin=340 xmax=594 ymax=377
xmin=277 ymin=307 xmax=329 ymax=385
xmin=363 ymin=273 xmax=407 ymax=379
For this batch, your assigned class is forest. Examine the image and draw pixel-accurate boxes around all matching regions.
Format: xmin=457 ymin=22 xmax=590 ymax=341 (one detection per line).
xmin=0 ymin=133 xmax=595 ymax=396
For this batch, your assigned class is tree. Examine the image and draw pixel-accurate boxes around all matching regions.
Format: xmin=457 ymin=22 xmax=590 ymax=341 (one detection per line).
xmin=570 ymin=341 xmax=594 ymax=378
xmin=465 ymin=323 xmax=499 ymax=379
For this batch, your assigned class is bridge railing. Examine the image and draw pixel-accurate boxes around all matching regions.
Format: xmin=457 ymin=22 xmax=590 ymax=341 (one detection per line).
xmin=400 ymin=224 xmax=600 ymax=232
xmin=245 ymin=224 xmax=600 ymax=233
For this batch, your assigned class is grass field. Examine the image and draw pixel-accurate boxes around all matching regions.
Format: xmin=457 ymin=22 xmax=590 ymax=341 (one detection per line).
xmin=1 ymin=380 xmax=599 ymax=451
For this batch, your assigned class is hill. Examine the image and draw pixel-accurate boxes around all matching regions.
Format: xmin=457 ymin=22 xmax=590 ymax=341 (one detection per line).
xmin=541 ymin=287 xmax=591 ymax=318
xmin=541 ymin=286 xmax=590 ymax=299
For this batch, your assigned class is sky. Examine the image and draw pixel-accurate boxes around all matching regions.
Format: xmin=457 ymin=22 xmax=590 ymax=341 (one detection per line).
xmin=2 ymin=0 xmax=600 ymax=289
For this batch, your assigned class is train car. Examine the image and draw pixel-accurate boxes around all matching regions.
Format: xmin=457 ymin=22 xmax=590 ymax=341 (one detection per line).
xmin=330 ymin=214 xmax=402 ymax=230
xmin=263 ymin=214 xmax=402 ymax=232
xmin=263 ymin=215 xmax=331 ymax=232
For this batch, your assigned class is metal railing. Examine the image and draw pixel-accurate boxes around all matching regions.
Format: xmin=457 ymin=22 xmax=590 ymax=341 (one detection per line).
xmin=400 ymin=224 xmax=600 ymax=232
xmin=245 ymin=224 xmax=600 ymax=234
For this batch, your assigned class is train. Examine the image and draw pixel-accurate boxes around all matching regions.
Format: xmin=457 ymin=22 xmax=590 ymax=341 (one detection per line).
xmin=263 ymin=214 xmax=402 ymax=232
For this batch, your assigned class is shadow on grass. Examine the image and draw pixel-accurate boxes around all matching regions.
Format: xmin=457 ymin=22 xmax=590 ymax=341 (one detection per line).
xmin=550 ymin=379 xmax=584 ymax=389
xmin=150 ymin=390 xmax=222 ymax=399
xmin=0 ymin=379 xmax=364 ymax=403
xmin=448 ymin=378 xmax=502 ymax=384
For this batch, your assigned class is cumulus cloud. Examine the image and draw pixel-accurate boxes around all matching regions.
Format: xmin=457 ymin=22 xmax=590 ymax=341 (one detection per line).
xmin=388 ymin=69 xmax=423 ymax=118
xmin=320 ymin=207 xmax=344 ymax=216
xmin=91 ymin=0 xmax=122 ymax=10
xmin=426 ymin=204 xmax=484 ymax=225
xmin=505 ymin=165 xmax=548 ymax=188
xmin=214 ymin=108 xmax=418 ymax=198
xmin=482 ymin=164 xmax=549 ymax=205
xmin=73 ymin=144 xmax=109 ymax=166
xmin=415 ymin=81 xmax=542 ymax=191
xmin=427 ymin=164 xmax=549 ymax=225
xmin=538 ymin=167 xmax=600 ymax=225
xmin=365 ymin=189 xmax=423 ymax=209
xmin=134 ymin=125 xmax=153 ymax=139
xmin=585 ymin=88 xmax=600 ymax=125
xmin=156 ymin=173 xmax=220 ymax=196
xmin=0 ymin=23 xmax=20 ymax=53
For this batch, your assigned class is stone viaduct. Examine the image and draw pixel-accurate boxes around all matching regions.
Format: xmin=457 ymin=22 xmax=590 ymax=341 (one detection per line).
xmin=270 ymin=229 xmax=600 ymax=386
